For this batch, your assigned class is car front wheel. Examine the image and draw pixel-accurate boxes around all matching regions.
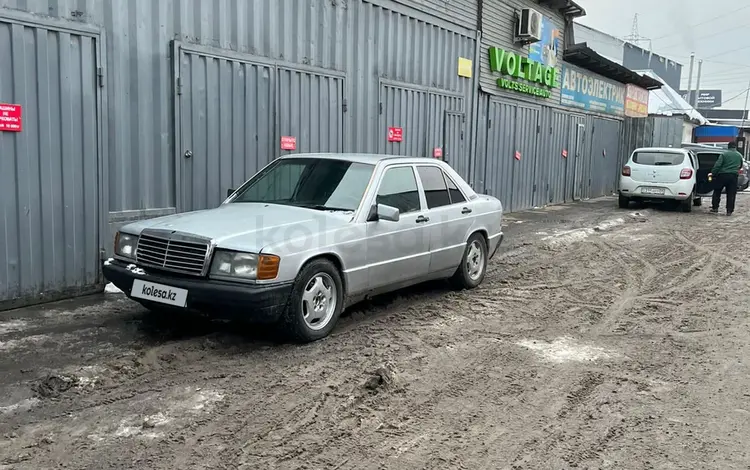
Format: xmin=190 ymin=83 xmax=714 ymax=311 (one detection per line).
xmin=281 ymin=259 xmax=344 ymax=343
xmin=451 ymin=233 xmax=488 ymax=290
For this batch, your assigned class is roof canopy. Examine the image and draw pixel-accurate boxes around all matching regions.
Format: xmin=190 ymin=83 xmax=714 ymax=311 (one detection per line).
xmin=563 ymin=43 xmax=663 ymax=90
xmin=538 ymin=0 xmax=586 ymax=18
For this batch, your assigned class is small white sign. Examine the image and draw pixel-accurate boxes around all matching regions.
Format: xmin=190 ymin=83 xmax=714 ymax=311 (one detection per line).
xmin=131 ymin=279 xmax=188 ymax=307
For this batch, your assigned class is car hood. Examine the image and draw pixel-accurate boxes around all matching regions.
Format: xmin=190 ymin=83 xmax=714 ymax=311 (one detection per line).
xmin=122 ymin=203 xmax=354 ymax=252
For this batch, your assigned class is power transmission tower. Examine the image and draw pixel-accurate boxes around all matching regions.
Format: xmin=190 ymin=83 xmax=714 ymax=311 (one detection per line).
xmin=623 ymin=13 xmax=653 ymax=52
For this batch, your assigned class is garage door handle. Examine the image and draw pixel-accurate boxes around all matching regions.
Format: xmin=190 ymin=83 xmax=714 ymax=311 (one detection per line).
xmin=461 ymin=207 xmax=472 ymax=214
xmin=184 ymin=150 xmax=193 ymax=159
xmin=416 ymin=215 xmax=430 ymax=223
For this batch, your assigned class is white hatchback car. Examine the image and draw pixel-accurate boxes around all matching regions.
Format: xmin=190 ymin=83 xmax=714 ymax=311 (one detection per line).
xmin=619 ymin=147 xmax=703 ymax=212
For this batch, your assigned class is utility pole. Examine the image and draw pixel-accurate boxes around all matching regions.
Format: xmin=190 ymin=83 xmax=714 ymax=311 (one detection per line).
xmin=685 ymin=53 xmax=695 ymax=106
xmin=739 ymin=77 xmax=750 ymax=141
xmin=693 ymin=59 xmax=703 ymax=109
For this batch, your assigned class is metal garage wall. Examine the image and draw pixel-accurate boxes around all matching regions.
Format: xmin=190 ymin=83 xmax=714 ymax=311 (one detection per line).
xmin=0 ymin=0 xmax=477 ymax=215
xmin=620 ymin=116 xmax=684 ymax=169
xmin=391 ymin=0 xmax=478 ymax=29
xmin=0 ymin=14 xmax=104 ymax=307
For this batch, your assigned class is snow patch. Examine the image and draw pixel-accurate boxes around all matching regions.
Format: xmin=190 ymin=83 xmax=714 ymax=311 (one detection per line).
xmin=0 ymin=397 xmax=40 ymax=415
xmin=104 ymin=258 xmax=114 ymax=266
xmin=0 ymin=319 xmax=30 ymax=335
xmin=517 ymin=337 xmax=616 ymax=363
xmin=87 ymin=387 xmax=224 ymax=442
xmin=126 ymin=264 xmax=146 ymax=275
xmin=541 ymin=217 xmax=626 ymax=248
xmin=104 ymin=283 xmax=123 ymax=294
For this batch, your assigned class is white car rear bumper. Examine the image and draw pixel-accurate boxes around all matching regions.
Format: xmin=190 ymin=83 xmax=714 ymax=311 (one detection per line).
xmin=619 ymin=178 xmax=695 ymax=200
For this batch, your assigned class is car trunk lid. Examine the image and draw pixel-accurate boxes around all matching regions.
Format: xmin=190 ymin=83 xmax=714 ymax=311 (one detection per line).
xmin=629 ymin=151 xmax=685 ymax=184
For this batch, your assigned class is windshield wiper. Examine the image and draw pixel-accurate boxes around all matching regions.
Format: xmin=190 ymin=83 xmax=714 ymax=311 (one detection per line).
xmin=294 ymin=203 xmax=353 ymax=212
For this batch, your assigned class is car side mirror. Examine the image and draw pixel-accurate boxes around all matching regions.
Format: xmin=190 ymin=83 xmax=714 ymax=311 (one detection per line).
xmin=368 ymin=203 xmax=400 ymax=222
xmin=226 ymin=188 xmax=235 ymax=198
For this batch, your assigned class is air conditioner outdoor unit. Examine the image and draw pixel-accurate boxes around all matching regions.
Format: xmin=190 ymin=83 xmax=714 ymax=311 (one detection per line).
xmin=517 ymin=8 xmax=543 ymax=43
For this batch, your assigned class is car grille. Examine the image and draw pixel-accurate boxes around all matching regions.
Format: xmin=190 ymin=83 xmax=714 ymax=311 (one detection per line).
xmin=135 ymin=232 xmax=210 ymax=276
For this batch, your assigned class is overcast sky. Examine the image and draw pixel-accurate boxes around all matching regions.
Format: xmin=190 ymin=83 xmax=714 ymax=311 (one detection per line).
xmin=576 ymin=0 xmax=750 ymax=109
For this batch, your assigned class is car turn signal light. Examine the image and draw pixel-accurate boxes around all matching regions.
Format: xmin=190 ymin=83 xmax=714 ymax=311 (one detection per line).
xmin=621 ymin=166 xmax=631 ymax=177
xmin=257 ymin=255 xmax=280 ymax=280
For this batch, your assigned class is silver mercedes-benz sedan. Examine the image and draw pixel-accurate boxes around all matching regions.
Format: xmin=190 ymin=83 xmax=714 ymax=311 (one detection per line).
xmin=103 ymin=154 xmax=504 ymax=342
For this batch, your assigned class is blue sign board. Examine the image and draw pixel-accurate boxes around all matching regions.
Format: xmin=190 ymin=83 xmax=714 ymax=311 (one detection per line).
xmin=560 ymin=63 xmax=625 ymax=116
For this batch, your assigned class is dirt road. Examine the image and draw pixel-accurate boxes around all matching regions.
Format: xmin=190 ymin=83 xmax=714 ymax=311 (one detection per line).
xmin=2 ymin=196 xmax=750 ymax=469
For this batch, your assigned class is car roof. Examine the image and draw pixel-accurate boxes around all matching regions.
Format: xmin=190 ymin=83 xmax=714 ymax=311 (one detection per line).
xmin=633 ymin=147 xmax=689 ymax=154
xmin=277 ymin=153 xmax=445 ymax=166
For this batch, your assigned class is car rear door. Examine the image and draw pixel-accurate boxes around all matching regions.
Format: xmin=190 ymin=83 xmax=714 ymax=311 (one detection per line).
xmin=695 ymin=151 xmax=721 ymax=195
xmin=629 ymin=150 xmax=686 ymax=184
xmin=415 ymin=165 xmax=473 ymax=275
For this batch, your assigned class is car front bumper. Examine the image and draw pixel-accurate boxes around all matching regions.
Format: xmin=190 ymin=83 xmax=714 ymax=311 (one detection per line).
xmin=103 ymin=259 xmax=293 ymax=322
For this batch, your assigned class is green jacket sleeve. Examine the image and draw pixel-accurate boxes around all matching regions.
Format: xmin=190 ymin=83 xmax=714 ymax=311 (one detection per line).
xmin=711 ymin=153 xmax=724 ymax=174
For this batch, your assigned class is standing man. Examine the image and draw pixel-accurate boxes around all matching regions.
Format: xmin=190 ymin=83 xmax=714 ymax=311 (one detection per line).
xmin=710 ymin=140 xmax=744 ymax=216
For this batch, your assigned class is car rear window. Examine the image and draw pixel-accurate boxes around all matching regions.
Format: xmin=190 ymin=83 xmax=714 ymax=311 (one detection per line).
xmin=632 ymin=152 xmax=685 ymax=166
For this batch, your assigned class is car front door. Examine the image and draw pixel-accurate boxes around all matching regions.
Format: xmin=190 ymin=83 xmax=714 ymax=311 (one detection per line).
xmin=416 ymin=165 xmax=473 ymax=274
xmin=365 ymin=165 xmax=431 ymax=290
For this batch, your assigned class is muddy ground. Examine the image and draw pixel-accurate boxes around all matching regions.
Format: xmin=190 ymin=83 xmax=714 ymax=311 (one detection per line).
xmin=2 ymin=196 xmax=750 ymax=469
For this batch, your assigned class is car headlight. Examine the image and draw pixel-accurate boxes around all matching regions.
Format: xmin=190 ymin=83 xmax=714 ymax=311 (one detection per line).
xmin=114 ymin=232 xmax=138 ymax=259
xmin=209 ymin=250 xmax=280 ymax=281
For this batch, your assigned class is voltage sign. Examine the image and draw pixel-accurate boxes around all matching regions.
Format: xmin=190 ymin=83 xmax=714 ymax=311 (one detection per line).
xmin=488 ymin=47 xmax=558 ymax=99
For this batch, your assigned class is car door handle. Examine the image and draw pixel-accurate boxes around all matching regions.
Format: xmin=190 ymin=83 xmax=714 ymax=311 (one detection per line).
xmin=461 ymin=207 xmax=472 ymax=214
xmin=416 ymin=215 xmax=430 ymax=223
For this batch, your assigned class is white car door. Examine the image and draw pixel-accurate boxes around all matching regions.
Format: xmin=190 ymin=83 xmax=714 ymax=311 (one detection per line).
xmin=415 ymin=165 xmax=473 ymax=275
xmin=365 ymin=165 xmax=431 ymax=290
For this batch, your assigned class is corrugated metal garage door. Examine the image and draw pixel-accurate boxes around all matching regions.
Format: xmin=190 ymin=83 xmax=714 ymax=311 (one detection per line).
xmin=277 ymin=66 xmax=345 ymax=156
xmin=0 ymin=16 xmax=103 ymax=308
xmin=176 ymin=45 xmax=275 ymax=212
xmin=175 ymin=44 xmax=347 ymax=212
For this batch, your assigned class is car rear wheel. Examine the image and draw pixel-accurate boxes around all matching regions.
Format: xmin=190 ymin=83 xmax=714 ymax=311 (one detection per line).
xmin=451 ymin=233 xmax=488 ymax=290
xmin=618 ymin=194 xmax=630 ymax=209
xmin=280 ymin=259 xmax=344 ymax=343
xmin=680 ymin=193 xmax=693 ymax=213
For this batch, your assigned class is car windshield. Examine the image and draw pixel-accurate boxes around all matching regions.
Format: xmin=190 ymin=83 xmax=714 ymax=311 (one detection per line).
xmin=632 ymin=152 xmax=685 ymax=166
xmin=231 ymin=158 xmax=375 ymax=212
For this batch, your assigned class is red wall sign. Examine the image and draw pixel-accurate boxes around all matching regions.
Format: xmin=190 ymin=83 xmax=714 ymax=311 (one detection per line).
xmin=0 ymin=104 xmax=22 ymax=132
xmin=433 ymin=147 xmax=443 ymax=158
xmin=280 ymin=136 xmax=297 ymax=150
xmin=514 ymin=151 xmax=521 ymax=161
xmin=562 ymin=149 xmax=568 ymax=158
xmin=387 ymin=127 xmax=403 ymax=142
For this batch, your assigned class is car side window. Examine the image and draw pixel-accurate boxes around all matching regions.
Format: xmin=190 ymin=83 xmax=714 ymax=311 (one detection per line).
xmin=444 ymin=172 xmax=467 ymax=204
xmin=417 ymin=166 xmax=451 ymax=209
xmin=376 ymin=167 xmax=421 ymax=214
